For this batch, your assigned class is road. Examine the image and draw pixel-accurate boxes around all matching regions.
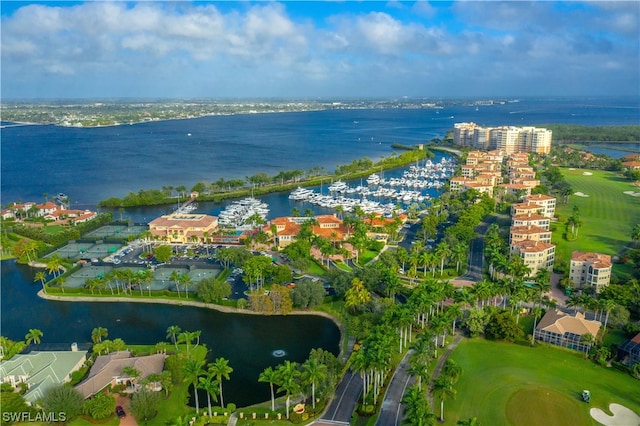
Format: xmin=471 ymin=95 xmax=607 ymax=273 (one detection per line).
xmin=457 ymin=215 xmax=500 ymax=283
xmin=315 ymin=369 xmax=362 ymax=426
xmin=375 ymin=350 xmax=415 ymax=426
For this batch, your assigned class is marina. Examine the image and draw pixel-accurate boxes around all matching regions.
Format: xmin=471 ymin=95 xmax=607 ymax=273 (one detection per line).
xmin=218 ymin=197 xmax=270 ymax=229
xmin=287 ymin=157 xmax=456 ymax=216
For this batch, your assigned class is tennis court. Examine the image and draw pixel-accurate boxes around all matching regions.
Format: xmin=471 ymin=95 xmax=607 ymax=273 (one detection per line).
xmin=153 ymin=267 xmax=190 ymax=291
xmin=45 ymin=242 xmax=95 ymax=259
xmin=82 ymin=242 xmax=123 ymax=258
xmin=84 ymin=225 xmax=148 ymax=239
xmin=66 ymin=265 xmax=113 ymax=288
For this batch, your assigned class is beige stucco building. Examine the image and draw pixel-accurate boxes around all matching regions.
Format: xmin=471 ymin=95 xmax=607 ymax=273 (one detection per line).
xmin=148 ymin=213 xmax=218 ymax=243
xmin=569 ymin=251 xmax=612 ymax=293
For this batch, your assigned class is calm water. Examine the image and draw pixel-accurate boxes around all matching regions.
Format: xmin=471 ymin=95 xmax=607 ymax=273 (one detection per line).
xmin=3 ymin=97 xmax=638 ymax=205
xmin=579 ymin=142 xmax=640 ymax=158
xmin=0 ymin=259 xmax=340 ymax=406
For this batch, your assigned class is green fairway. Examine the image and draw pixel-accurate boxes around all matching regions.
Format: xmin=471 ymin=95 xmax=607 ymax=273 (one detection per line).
xmin=444 ymin=339 xmax=640 ymax=425
xmin=551 ymin=168 xmax=640 ymax=264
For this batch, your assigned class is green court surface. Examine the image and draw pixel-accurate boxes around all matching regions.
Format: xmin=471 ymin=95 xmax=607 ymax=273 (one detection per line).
xmin=444 ymin=339 xmax=640 ymax=425
xmin=83 ymin=224 xmax=148 ymax=239
xmin=66 ymin=265 xmax=113 ymax=288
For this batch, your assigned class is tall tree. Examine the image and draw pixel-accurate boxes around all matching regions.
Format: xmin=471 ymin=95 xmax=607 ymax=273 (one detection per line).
xmin=33 ymin=271 xmax=47 ymax=293
xmin=401 ymin=384 xmax=436 ymax=426
xmin=182 ymin=359 xmax=205 ymax=414
xmin=432 ymin=377 xmax=456 ymax=422
xmin=209 ymin=357 xmax=233 ymax=408
xmin=276 ymin=360 xmax=300 ymax=419
xmin=198 ymin=372 xmax=219 ymax=418
xmin=166 ymin=325 xmax=181 ymax=350
xmin=302 ymin=357 xmax=327 ymax=409
xmin=258 ymin=366 xmax=278 ymax=412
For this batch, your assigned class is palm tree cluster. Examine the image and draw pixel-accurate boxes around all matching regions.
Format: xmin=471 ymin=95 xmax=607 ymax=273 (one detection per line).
xmin=259 ymin=348 xmax=340 ymax=418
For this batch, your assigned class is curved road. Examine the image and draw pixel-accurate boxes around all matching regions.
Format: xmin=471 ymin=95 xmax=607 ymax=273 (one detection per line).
xmin=375 ymin=350 xmax=415 ymax=426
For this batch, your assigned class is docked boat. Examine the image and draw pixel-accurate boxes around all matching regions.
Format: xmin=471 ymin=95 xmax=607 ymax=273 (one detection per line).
xmin=218 ymin=197 xmax=270 ymax=229
xmin=289 ymin=187 xmax=314 ymax=200
xmin=366 ymin=173 xmax=381 ymax=185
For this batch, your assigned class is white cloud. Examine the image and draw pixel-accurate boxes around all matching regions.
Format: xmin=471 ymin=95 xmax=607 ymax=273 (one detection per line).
xmin=1 ymin=1 xmax=637 ymax=98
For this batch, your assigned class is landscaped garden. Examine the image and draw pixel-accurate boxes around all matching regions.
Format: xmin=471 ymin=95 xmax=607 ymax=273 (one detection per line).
xmin=444 ymin=338 xmax=640 ymax=425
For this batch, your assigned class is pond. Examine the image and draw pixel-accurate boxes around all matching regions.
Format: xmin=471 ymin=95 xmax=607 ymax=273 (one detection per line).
xmin=0 ymin=260 xmax=341 ymax=407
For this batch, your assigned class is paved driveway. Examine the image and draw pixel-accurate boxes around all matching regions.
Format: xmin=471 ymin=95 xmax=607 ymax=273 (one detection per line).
xmin=116 ymin=395 xmax=138 ymax=426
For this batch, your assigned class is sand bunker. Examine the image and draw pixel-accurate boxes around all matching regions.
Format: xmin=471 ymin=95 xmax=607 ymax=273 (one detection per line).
xmin=590 ymin=403 xmax=640 ymax=426
xmin=574 ymin=192 xmax=590 ymax=197
xmin=583 ymin=172 xmax=593 ymax=176
xmin=569 ymin=168 xmax=577 ymax=171
xmin=623 ymin=191 xmax=640 ymax=197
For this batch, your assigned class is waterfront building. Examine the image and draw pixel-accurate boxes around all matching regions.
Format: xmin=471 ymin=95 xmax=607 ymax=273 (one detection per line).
xmin=509 ymin=239 xmax=555 ymax=276
xmin=569 ymin=251 xmax=612 ymax=293
xmin=75 ymin=351 xmax=165 ymax=399
xmin=454 ymin=123 xmax=552 ymax=154
xmin=148 ymin=213 xmax=218 ymax=244
xmin=524 ymin=194 xmax=556 ymax=218
xmin=449 ymin=176 xmax=476 ymax=193
xmin=0 ymin=350 xmax=88 ymax=405
xmin=534 ymin=310 xmax=601 ymax=352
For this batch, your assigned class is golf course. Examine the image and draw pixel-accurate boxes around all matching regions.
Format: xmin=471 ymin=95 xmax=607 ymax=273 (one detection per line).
xmin=551 ymin=168 xmax=640 ymax=265
xmin=444 ymin=339 xmax=640 ymax=425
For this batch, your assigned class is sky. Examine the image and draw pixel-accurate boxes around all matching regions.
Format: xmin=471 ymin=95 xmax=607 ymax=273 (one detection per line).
xmin=1 ymin=1 xmax=639 ymax=99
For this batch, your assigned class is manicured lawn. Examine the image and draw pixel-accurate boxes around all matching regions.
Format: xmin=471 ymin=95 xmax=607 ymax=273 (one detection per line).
xmin=444 ymin=339 xmax=640 ymax=425
xmin=552 ymin=168 xmax=640 ymax=264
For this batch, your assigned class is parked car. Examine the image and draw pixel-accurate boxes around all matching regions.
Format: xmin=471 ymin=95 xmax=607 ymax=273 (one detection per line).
xmin=116 ymin=406 xmax=126 ymax=418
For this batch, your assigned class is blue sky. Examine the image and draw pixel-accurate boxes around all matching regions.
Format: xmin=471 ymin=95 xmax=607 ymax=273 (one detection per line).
xmin=1 ymin=1 xmax=638 ymax=99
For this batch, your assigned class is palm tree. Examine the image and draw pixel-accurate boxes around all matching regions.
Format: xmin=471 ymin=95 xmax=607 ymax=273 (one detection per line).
xmin=57 ymin=277 xmax=67 ymax=294
xmin=122 ymin=366 xmax=141 ymax=390
xmin=601 ymin=298 xmax=617 ymax=332
xmin=169 ymin=271 xmax=181 ymax=298
xmin=302 ymin=357 xmax=327 ymax=409
xmin=166 ymin=325 xmax=181 ymax=350
xmin=258 ymin=366 xmax=278 ymax=412
xmin=180 ymin=274 xmax=193 ymax=299
xmin=198 ymin=372 xmax=219 ymax=418
xmin=209 ymin=357 xmax=233 ymax=408
xmin=435 ymin=242 xmax=451 ymax=276
xmin=25 ymin=328 xmax=43 ymax=345
xmin=402 ymin=384 xmax=436 ymax=426
xmin=34 ymin=271 xmax=47 ymax=293
xmin=91 ymin=327 xmax=108 ymax=344
xmin=408 ymin=359 xmax=430 ymax=392
xmin=580 ymin=333 xmax=595 ymax=357
xmin=178 ymin=331 xmax=195 ymax=354
xmin=46 ymin=255 xmax=62 ymax=278
xmin=182 ymin=359 xmax=205 ymax=414
xmin=276 ymin=360 xmax=300 ymax=419
xmin=432 ymin=376 xmax=456 ymax=422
